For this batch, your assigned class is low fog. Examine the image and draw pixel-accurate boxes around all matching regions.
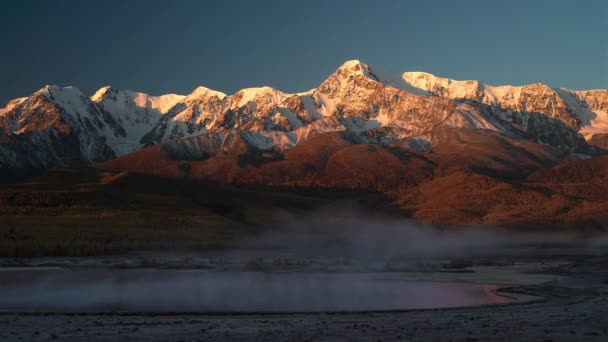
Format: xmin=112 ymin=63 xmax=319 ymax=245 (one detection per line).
xmin=229 ymin=203 xmax=608 ymax=260
xmin=0 ymin=204 xmax=605 ymax=313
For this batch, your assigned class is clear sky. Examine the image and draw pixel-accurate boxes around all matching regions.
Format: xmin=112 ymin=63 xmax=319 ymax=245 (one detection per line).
xmin=1 ymin=0 xmax=606 ymax=104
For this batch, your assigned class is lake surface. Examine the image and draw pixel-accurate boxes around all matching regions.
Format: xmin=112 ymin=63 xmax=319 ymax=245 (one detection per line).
xmin=0 ymin=270 xmax=512 ymax=312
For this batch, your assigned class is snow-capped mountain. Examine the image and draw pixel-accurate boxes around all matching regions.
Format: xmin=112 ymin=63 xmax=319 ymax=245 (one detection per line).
xmin=91 ymin=86 xmax=184 ymax=155
xmin=1 ymin=60 xmax=606 ymax=174
xmin=402 ymin=71 xmax=608 ymax=140
xmin=0 ymin=84 xmax=185 ymax=173
xmin=0 ymin=86 xmax=115 ymax=172
xmin=138 ymin=61 xmax=608 ymax=153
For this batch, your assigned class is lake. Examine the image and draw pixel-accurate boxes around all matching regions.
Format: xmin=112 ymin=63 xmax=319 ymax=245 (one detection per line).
xmin=0 ymin=269 xmax=512 ymax=312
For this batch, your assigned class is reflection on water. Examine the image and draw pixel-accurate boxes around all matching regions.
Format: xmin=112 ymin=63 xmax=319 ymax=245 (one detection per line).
xmin=0 ymin=270 xmax=511 ymax=312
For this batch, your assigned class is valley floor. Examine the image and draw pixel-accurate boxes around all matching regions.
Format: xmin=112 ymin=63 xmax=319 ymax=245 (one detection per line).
xmin=0 ymin=256 xmax=607 ymax=341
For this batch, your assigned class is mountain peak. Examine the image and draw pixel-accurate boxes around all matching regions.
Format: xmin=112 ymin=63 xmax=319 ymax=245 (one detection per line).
xmin=236 ymin=85 xmax=281 ymax=93
xmin=402 ymin=71 xmax=480 ymax=98
xmin=0 ymin=97 xmax=28 ymax=115
xmin=187 ymin=86 xmax=226 ymax=101
xmin=327 ymin=60 xmax=434 ymax=95
xmin=233 ymin=86 xmax=288 ymax=106
xmin=402 ymin=71 xmax=480 ymax=87
xmin=90 ymin=86 xmax=115 ymax=102
xmin=335 ymin=59 xmax=374 ymax=78
xmin=34 ymin=84 xmax=66 ymax=95
xmin=33 ymin=85 xmax=88 ymax=105
xmin=339 ymin=59 xmax=366 ymax=68
xmin=402 ymin=71 xmax=438 ymax=81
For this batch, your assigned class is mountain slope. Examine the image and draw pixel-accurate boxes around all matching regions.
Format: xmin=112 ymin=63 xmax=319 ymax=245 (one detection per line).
xmin=91 ymin=86 xmax=184 ymax=155
xmin=0 ymin=86 xmax=115 ymax=173
xmin=402 ymin=71 xmax=607 ymax=144
xmin=94 ymin=126 xmax=608 ymax=228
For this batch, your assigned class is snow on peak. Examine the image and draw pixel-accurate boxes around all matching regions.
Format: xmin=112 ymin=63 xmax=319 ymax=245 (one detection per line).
xmin=34 ymin=85 xmax=93 ymax=116
xmin=402 ymin=72 xmax=481 ymax=99
xmin=401 ymin=71 xmax=531 ymax=108
xmin=187 ymin=86 xmax=227 ymax=101
xmin=35 ymin=85 xmax=84 ymax=97
xmin=340 ymin=59 xmax=364 ymax=68
xmin=90 ymin=86 xmax=113 ymax=102
xmin=329 ymin=60 xmax=430 ymax=95
xmin=150 ymin=93 xmax=186 ymax=113
xmin=91 ymin=86 xmax=185 ymax=115
xmin=336 ymin=60 xmax=374 ymax=78
xmin=338 ymin=59 xmax=367 ymax=71
xmin=233 ymin=86 xmax=289 ymax=107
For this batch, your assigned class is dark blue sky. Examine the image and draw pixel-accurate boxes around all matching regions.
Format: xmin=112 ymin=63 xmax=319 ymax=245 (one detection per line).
xmin=1 ymin=0 xmax=606 ymax=104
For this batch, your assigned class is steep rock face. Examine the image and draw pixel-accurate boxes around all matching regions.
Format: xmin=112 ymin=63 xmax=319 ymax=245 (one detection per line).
xmin=575 ymin=89 xmax=608 ymax=116
xmin=0 ymin=85 xmax=190 ymax=175
xmin=142 ymin=61 xmax=601 ymax=154
xmin=140 ymin=86 xmax=226 ymax=145
xmin=0 ymin=129 xmax=84 ymax=173
xmin=402 ymin=71 xmax=607 ymax=150
xmin=311 ymin=61 xmax=461 ymax=136
xmin=571 ymin=89 xmax=608 ymax=138
xmin=517 ymin=83 xmax=579 ymax=129
xmin=0 ymin=86 xmax=116 ymax=172
xmin=139 ymin=60 xmax=465 ymax=150
xmin=141 ymin=86 xmax=312 ymax=145
xmin=462 ymin=102 xmax=587 ymax=152
xmin=402 ymin=73 xmax=579 ymax=127
xmin=0 ymin=94 xmax=70 ymax=135
xmin=140 ymin=60 xmax=513 ymax=153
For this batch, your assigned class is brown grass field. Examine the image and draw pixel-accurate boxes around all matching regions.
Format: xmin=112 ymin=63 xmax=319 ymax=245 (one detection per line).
xmin=0 ymin=168 xmax=399 ymax=257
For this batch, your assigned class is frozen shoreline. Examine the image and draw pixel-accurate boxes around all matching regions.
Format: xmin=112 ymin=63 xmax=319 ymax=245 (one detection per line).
xmin=1 ymin=255 xmax=606 ymax=341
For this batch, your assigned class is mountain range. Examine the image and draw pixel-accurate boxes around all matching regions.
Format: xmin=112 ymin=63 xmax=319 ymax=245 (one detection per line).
xmin=2 ymin=60 xmax=608 ymax=227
